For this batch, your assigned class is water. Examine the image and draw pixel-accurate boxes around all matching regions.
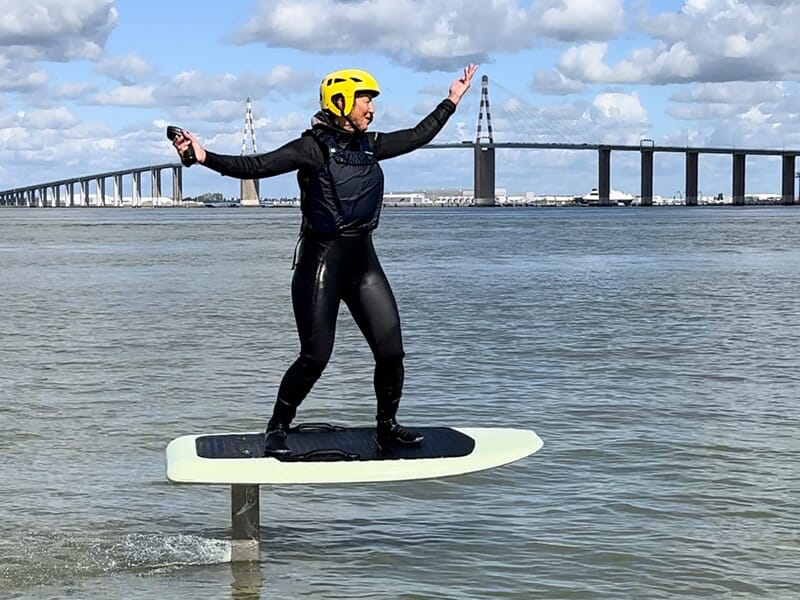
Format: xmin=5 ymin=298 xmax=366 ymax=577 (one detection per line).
xmin=1 ymin=206 xmax=798 ymax=599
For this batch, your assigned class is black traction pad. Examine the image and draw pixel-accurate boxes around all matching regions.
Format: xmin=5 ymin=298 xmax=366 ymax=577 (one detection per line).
xmin=195 ymin=425 xmax=475 ymax=462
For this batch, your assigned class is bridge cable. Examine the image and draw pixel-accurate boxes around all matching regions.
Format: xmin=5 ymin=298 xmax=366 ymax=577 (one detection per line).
xmin=490 ymin=80 xmax=590 ymax=146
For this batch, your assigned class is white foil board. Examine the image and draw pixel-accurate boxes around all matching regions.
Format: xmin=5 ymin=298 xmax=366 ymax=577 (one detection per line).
xmin=165 ymin=427 xmax=542 ymax=485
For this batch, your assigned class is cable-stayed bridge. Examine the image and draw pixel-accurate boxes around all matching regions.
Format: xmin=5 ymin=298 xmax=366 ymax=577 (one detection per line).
xmin=428 ymin=75 xmax=798 ymax=206
xmin=1 ymin=76 xmax=798 ymax=207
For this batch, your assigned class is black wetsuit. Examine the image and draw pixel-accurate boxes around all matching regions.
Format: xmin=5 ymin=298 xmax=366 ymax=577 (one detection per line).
xmin=203 ymin=99 xmax=456 ymax=421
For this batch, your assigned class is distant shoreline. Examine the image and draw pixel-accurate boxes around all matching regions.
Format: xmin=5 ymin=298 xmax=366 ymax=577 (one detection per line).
xmin=187 ymin=199 xmax=798 ymax=209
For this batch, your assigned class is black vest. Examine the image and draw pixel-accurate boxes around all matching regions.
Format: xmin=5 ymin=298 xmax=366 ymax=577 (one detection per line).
xmin=300 ymin=128 xmax=384 ymax=236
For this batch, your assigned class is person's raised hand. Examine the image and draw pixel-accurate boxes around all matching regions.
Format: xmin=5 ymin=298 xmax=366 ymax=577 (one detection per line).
xmin=447 ymin=64 xmax=479 ymax=105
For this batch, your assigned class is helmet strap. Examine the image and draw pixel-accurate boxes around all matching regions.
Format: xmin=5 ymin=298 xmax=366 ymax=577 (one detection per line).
xmin=333 ymin=94 xmax=348 ymax=118
xmin=333 ymin=96 xmax=356 ymax=131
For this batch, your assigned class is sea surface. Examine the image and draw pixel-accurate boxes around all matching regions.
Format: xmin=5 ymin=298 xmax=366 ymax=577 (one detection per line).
xmin=0 ymin=206 xmax=798 ymax=599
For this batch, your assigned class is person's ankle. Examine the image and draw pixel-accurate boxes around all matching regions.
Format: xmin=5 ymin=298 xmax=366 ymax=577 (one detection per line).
xmin=264 ymin=422 xmax=291 ymax=456
xmin=375 ymin=418 xmax=424 ymax=447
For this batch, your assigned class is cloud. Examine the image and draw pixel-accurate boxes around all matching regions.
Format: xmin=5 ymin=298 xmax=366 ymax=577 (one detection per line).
xmin=662 ymin=81 xmax=800 ymax=150
xmin=92 ymin=85 xmax=157 ymax=106
xmin=54 ymin=82 xmax=100 ymax=100
xmin=557 ymin=42 xmax=701 ymax=84
xmin=174 ymin=100 xmax=254 ymax=123
xmin=158 ymin=66 xmax=316 ymax=104
xmin=665 ymin=98 xmax=800 ymax=150
xmin=21 ymin=106 xmax=80 ymax=129
xmin=0 ymin=0 xmax=118 ymax=62
xmin=555 ymin=0 xmax=800 ymax=85
xmin=0 ymin=126 xmax=32 ymax=150
xmin=533 ymin=69 xmax=585 ymax=95
xmin=0 ymin=110 xmax=105 ymax=169
xmin=85 ymin=66 xmax=317 ymax=108
xmin=536 ymin=0 xmax=625 ymax=42
xmin=0 ymin=0 xmax=117 ymax=93
xmin=593 ymin=92 xmax=648 ymax=124
xmin=667 ymin=103 xmax=743 ymax=121
xmin=0 ymin=56 xmax=48 ymax=91
xmin=96 ymin=53 xmax=153 ymax=85
xmin=671 ymin=82 xmax=785 ymax=105
xmin=232 ymin=0 xmax=623 ymax=71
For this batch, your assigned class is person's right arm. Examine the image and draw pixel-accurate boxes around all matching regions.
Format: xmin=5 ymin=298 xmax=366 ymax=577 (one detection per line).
xmin=172 ymin=129 xmax=323 ymax=178
xmin=201 ymin=137 xmax=322 ymax=179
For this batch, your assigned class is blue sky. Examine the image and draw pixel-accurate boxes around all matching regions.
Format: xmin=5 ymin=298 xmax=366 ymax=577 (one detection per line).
xmin=2 ymin=0 xmax=800 ymax=199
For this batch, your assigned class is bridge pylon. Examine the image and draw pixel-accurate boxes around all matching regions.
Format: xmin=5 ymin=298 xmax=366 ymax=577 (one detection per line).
xmin=474 ymin=75 xmax=495 ymax=206
xmin=240 ymin=97 xmax=260 ymax=207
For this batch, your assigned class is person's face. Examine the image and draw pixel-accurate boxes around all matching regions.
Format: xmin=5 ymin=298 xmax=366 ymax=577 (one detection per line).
xmin=344 ymin=92 xmax=376 ymax=132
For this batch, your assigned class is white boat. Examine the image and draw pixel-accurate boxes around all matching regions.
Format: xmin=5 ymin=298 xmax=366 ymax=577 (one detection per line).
xmin=576 ymin=188 xmax=635 ymax=206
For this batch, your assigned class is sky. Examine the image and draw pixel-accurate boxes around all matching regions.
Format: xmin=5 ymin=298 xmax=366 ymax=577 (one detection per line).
xmin=2 ymin=0 xmax=800 ymax=200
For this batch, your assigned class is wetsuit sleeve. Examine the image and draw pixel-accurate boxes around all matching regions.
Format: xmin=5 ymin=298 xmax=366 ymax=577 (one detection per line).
xmin=201 ymin=136 xmax=324 ymax=179
xmin=372 ymin=99 xmax=456 ymax=161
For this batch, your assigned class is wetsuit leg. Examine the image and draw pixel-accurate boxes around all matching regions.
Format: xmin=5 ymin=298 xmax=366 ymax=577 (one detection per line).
xmin=342 ymin=238 xmax=405 ymax=406
xmin=343 ymin=239 xmax=423 ymax=448
xmin=275 ymin=237 xmax=343 ymax=411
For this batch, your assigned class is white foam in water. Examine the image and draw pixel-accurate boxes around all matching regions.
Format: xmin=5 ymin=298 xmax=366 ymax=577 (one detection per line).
xmin=118 ymin=533 xmax=233 ymax=570
xmin=1 ymin=531 xmax=232 ymax=590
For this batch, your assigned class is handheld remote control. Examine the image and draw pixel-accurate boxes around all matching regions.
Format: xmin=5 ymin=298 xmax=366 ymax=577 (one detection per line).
xmin=166 ymin=125 xmax=197 ymax=167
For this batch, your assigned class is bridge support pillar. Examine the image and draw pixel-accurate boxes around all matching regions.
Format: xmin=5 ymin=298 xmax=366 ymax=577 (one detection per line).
xmin=732 ymin=153 xmax=746 ymax=205
xmin=151 ymin=169 xmax=162 ymax=206
xmin=133 ymin=172 xmax=142 ymax=207
xmin=80 ymin=180 xmax=89 ymax=206
xmin=640 ymin=148 xmax=653 ymax=207
xmin=96 ymin=178 xmax=106 ymax=207
xmin=473 ymin=144 xmax=495 ymax=206
xmin=685 ymin=151 xmax=699 ymax=206
xmin=113 ymin=174 xmax=123 ymax=207
xmin=172 ymin=167 xmax=182 ymax=205
xmin=598 ymin=147 xmax=611 ymax=206
xmin=241 ymin=179 xmax=259 ymax=207
xmin=781 ymin=155 xmax=796 ymax=204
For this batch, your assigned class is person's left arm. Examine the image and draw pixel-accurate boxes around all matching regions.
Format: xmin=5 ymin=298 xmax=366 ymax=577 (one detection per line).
xmin=372 ymin=99 xmax=457 ymax=160
xmin=372 ymin=64 xmax=478 ymax=161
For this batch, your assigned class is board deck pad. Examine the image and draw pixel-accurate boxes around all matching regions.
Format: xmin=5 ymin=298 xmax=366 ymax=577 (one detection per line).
xmin=196 ymin=425 xmax=475 ymax=462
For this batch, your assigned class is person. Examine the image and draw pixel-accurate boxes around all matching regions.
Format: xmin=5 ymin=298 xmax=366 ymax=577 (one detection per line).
xmin=172 ymin=64 xmax=478 ymax=456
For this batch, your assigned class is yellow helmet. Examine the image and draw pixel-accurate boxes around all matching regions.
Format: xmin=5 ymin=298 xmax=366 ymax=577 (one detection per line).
xmin=319 ymin=69 xmax=380 ymax=117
